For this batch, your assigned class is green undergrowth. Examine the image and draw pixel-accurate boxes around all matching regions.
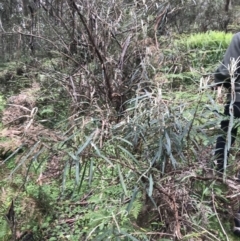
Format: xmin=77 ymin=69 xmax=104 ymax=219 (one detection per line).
xmin=176 ymin=31 xmax=233 ymax=50
xmin=0 ymin=84 xmax=239 ymax=240
xmin=164 ymin=31 xmax=233 ymax=86
xmin=0 ymin=155 xmax=146 ymax=240
xmin=1 ymin=30 xmax=240 ymax=240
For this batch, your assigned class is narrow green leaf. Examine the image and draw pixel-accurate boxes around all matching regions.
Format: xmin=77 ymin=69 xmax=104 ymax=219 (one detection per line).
xmin=67 ymin=152 xmax=78 ymax=161
xmin=148 ymin=195 xmax=157 ymax=209
xmin=9 ymin=141 xmax=41 ymax=177
xmin=91 ymin=142 xmax=113 ymax=166
xmin=117 ymin=164 xmax=127 ymax=196
xmin=75 ymin=159 xmax=80 ymax=185
xmin=126 ymin=186 xmax=139 ymax=213
xmin=33 ymin=148 xmax=46 ymax=171
xmin=3 ymin=144 xmax=24 ymax=164
xmin=165 ymin=131 xmax=177 ymax=168
xmin=76 ymin=130 xmax=96 ymax=155
xmin=148 ymin=174 xmax=153 ymax=197
xmin=62 ymin=161 xmax=69 ymax=195
xmin=169 ymin=153 xmax=177 ymax=169
xmin=88 ymin=159 xmax=94 ymax=186
xmin=162 ymin=155 xmax=166 ymax=173
xmin=111 ymin=137 xmax=133 ymax=146
xmin=60 ymin=132 xmax=78 ymax=147
xmin=77 ymin=162 xmax=88 ymax=194
xmin=117 ymin=145 xmax=139 ymax=165
xmin=151 ymin=137 xmax=162 ymax=165
xmin=165 ymin=131 xmax=171 ymax=154
xmin=119 ymin=231 xmax=139 ymax=241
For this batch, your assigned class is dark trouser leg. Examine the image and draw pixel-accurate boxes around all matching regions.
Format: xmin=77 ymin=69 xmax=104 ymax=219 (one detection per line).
xmin=215 ymin=120 xmax=237 ymax=172
xmin=214 ymin=102 xmax=240 ymax=172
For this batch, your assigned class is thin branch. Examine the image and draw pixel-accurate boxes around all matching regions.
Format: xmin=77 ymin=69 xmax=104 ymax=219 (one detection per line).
xmin=212 ymin=190 xmax=229 ymax=241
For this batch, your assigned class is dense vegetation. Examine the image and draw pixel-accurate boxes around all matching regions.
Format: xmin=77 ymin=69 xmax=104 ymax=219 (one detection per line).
xmin=1 ymin=0 xmax=240 ymax=240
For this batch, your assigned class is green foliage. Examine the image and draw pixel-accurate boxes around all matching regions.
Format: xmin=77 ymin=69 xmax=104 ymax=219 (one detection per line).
xmin=165 ymin=72 xmax=201 ymax=88
xmin=36 ymin=79 xmax=71 ymax=128
xmin=0 ymin=219 xmax=10 ymax=241
xmin=1 ymin=0 xmax=240 ymax=240
xmin=29 ymin=162 xmax=145 ymax=240
xmin=0 ymin=197 xmax=11 ymax=241
xmin=174 ymin=31 xmax=233 ymax=70
xmin=130 ymin=200 xmax=142 ymax=220
xmin=162 ymin=31 xmax=234 ymax=87
xmin=1 ymin=79 xmax=229 ymax=239
xmin=176 ymin=31 xmax=233 ymax=50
